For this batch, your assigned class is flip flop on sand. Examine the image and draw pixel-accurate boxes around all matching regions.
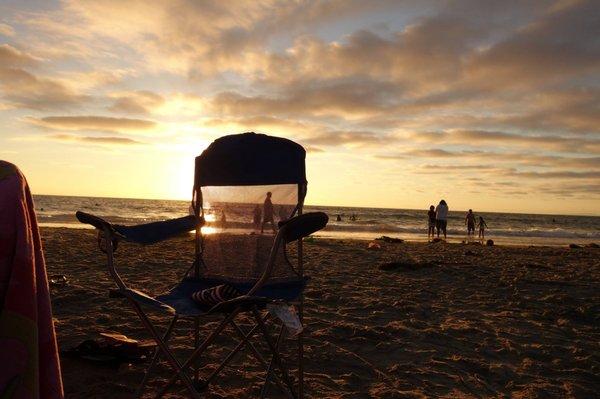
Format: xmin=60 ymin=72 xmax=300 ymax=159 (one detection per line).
xmin=62 ymin=333 xmax=156 ymax=364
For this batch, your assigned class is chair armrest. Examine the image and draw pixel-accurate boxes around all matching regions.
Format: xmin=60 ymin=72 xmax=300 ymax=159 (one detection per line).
xmin=114 ymin=215 xmax=202 ymax=244
xmin=279 ymin=212 xmax=328 ymax=242
xmin=76 ymin=211 xmax=115 ymax=233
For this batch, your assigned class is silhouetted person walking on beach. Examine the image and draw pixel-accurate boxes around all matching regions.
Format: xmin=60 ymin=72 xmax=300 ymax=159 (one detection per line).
xmin=465 ymin=209 xmax=475 ymax=236
xmin=435 ymin=200 xmax=449 ymax=239
xmin=427 ymin=205 xmax=436 ymax=240
xmin=261 ymin=192 xmax=276 ymax=234
xmin=478 ymin=216 xmax=488 ymax=240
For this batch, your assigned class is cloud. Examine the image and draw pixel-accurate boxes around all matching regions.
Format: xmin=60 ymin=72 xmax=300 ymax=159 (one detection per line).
xmin=408 ymin=129 xmax=600 ymax=154
xmin=211 ymin=78 xmax=403 ymax=118
xmin=0 ymin=23 xmax=15 ymax=37
xmin=2 ymin=0 xmax=599 ymax=207
xmin=0 ymin=44 xmax=91 ymax=110
xmin=28 ymin=116 xmax=157 ymax=132
xmin=503 ymin=170 xmax=600 ymax=180
xmin=49 ymin=133 xmax=145 ymax=145
xmin=306 ymin=146 xmax=324 ymax=153
xmin=108 ymin=91 xmax=165 ymax=114
xmin=0 ymin=67 xmax=89 ymax=110
xmin=376 ymin=148 xmax=461 ymax=159
xmin=464 ymin=0 xmax=600 ymax=87
xmin=301 ymin=129 xmax=385 ymax=147
xmin=0 ymin=44 xmax=40 ymax=66
xmin=420 ymin=164 xmax=497 ymax=170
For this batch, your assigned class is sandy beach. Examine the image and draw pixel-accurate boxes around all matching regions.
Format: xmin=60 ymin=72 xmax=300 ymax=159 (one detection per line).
xmin=43 ymin=227 xmax=599 ymax=398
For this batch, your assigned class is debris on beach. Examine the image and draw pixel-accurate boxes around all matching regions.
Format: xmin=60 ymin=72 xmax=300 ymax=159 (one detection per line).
xmin=49 ymin=274 xmax=68 ymax=287
xmin=367 ymin=242 xmax=382 ymax=250
xmin=375 ymin=236 xmax=404 ymax=243
xmin=379 ymin=261 xmax=435 ymax=271
xmin=486 ymin=239 xmax=494 ymax=246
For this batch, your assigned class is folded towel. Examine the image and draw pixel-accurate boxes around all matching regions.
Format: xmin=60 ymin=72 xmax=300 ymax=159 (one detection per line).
xmin=192 ymin=284 xmax=241 ymax=306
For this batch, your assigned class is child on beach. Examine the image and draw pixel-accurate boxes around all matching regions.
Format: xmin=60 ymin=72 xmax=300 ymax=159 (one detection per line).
xmin=427 ymin=205 xmax=436 ymax=239
xmin=478 ymin=216 xmax=488 ymax=240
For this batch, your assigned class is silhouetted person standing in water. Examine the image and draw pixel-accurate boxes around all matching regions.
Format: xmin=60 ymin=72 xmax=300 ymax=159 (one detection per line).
xmin=253 ymin=204 xmax=261 ymax=230
xmin=465 ymin=209 xmax=475 ymax=237
xmin=220 ymin=209 xmax=227 ymax=229
xmin=427 ymin=205 xmax=436 ymax=240
xmin=435 ymin=199 xmax=449 ymax=239
xmin=261 ymin=192 xmax=276 ymax=234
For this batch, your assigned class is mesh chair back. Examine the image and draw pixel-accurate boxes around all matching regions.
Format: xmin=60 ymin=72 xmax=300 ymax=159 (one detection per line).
xmin=194 ymin=133 xmax=307 ymax=283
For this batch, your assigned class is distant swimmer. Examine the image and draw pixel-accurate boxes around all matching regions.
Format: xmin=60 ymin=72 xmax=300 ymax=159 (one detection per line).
xmin=465 ymin=209 xmax=475 ymax=237
xmin=435 ymin=200 xmax=449 ymax=239
xmin=336 ymin=214 xmax=342 ymax=222
xmin=478 ymin=216 xmax=488 ymax=240
xmin=350 ymin=214 xmax=357 ymax=221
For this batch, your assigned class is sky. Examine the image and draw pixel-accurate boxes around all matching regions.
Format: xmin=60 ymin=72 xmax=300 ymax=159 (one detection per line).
xmin=0 ymin=0 xmax=598 ymax=215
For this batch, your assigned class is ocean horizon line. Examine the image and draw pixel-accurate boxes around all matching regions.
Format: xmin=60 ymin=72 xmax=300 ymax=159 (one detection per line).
xmin=32 ymin=193 xmax=600 ymax=218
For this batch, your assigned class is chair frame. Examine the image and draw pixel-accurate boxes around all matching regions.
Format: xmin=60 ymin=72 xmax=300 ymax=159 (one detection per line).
xmin=77 ymin=205 xmax=326 ymax=398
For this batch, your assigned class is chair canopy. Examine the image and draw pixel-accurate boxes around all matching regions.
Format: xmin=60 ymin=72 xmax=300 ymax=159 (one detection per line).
xmin=193 ymin=132 xmax=307 ymax=283
xmin=194 ymin=132 xmax=306 ymax=187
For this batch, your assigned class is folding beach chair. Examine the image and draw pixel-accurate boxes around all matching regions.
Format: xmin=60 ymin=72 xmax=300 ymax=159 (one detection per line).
xmin=76 ymin=132 xmax=327 ymax=398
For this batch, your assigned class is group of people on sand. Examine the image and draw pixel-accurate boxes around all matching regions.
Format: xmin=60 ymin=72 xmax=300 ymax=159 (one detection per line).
xmin=427 ymin=200 xmax=488 ymax=241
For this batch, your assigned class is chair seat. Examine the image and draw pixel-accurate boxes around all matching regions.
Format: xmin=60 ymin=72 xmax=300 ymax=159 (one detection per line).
xmin=155 ymin=276 xmax=308 ymax=316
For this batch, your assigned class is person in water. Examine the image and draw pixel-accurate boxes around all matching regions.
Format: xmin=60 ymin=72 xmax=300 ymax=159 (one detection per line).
xmin=220 ymin=209 xmax=227 ymax=229
xmin=261 ymin=192 xmax=276 ymax=234
xmin=435 ymin=199 xmax=449 ymax=239
xmin=465 ymin=209 xmax=475 ymax=236
xmin=278 ymin=205 xmax=288 ymax=223
xmin=427 ymin=205 xmax=436 ymax=239
xmin=253 ymin=204 xmax=261 ymax=229
xmin=478 ymin=216 xmax=488 ymax=240
xmin=336 ymin=214 xmax=342 ymax=222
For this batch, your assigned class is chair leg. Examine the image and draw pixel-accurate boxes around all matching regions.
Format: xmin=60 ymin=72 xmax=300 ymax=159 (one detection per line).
xmin=158 ymin=310 xmax=239 ymax=396
xmin=253 ymin=308 xmax=297 ymax=398
xmin=128 ymin=301 xmax=201 ymax=399
xmin=200 ymin=319 xmax=263 ymax=387
xmin=135 ymin=315 xmax=178 ymax=398
xmin=261 ymin=322 xmax=286 ymax=398
xmin=229 ymin=318 xmax=295 ymax=399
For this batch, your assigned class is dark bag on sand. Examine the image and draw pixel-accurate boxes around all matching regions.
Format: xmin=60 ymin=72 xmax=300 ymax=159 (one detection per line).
xmin=192 ymin=284 xmax=241 ymax=306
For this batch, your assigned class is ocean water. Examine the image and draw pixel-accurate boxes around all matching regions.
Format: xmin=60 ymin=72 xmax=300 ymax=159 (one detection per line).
xmin=33 ymin=195 xmax=599 ymax=246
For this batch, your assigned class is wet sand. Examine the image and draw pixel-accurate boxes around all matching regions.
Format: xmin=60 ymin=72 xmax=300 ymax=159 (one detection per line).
xmin=43 ymin=228 xmax=600 ymax=398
